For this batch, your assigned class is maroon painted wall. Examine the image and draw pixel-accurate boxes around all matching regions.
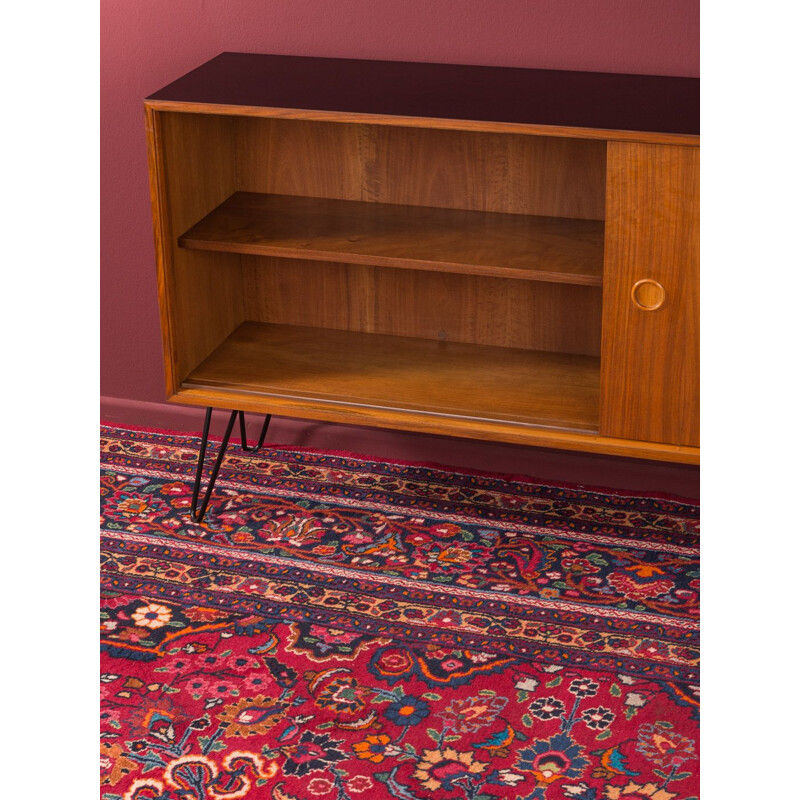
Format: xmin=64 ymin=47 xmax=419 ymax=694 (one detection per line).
xmin=101 ymin=0 xmax=699 ymax=403
xmin=100 ymin=0 xmax=700 ymax=497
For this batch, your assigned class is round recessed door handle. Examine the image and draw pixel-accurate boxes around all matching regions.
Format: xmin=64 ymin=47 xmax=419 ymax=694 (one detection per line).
xmin=631 ymin=279 xmax=666 ymax=311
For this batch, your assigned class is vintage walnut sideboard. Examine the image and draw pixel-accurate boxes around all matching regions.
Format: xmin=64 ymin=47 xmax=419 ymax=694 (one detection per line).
xmin=144 ymin=53 xmax=699 ymax=518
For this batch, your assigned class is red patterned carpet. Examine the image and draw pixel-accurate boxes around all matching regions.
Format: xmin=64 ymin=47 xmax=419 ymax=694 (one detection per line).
xmin=100 ymin=424 xmax=699 ymax=800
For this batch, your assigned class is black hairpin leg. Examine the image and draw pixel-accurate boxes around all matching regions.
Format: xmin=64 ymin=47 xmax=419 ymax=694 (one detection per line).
xmin=238 ymin=411 xmax=272 ymax=452
xmin=190 ymin=407 xmax=238 ymax=523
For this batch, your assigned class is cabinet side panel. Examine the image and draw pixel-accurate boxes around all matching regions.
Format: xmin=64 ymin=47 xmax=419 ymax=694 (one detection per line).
xmin=159 ymin=112 xmax=245 ymax=383
xmin=145 ymin=106 xmax=179 ymax=395
xmin=600 ymin=143 xmax=699 ymax=446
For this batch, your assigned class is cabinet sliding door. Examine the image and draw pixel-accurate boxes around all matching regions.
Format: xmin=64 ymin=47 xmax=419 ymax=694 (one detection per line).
xmin=600 ymin=142 xmax=699 ymax=447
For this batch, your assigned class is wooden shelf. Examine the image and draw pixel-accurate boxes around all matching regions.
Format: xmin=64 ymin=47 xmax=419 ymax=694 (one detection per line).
xmin=178 ymin=192 xmax=605 ymax=285
xmin=182 ymin=322 xmax=600 ymax=432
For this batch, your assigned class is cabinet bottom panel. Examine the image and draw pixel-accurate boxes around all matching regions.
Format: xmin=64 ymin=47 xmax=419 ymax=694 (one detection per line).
xmin=175 ymin=321 xmax=698 ymax=463
xmin=181 ymin=321 xmax=599 ymax=431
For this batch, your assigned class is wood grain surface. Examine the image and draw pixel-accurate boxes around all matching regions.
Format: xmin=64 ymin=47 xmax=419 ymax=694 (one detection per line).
xmin=235 ymin=119 xmax=607 ymax=220
xmin=172 ymin=383 xmax=698 ymax=463
xmin=600 ymin=142 xmax=699 ymax=446
xmin=182 ymin=321 xmax=601 ymax=432
xmin=242 ymin=258 xmax=603 ymax=355
xmin=179 ymin=192 xmax=605 ymax=284
xmin=147 ymin=111 xmax=246 ymax=390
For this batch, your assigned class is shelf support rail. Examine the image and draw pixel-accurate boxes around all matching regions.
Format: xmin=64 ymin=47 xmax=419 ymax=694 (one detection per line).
xmin=190 ymin=407 xmax=272 ymax=523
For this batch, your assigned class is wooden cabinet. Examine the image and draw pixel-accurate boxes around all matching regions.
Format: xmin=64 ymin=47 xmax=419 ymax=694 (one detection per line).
xmin=145 ymin=53 xmax=699 ymax=464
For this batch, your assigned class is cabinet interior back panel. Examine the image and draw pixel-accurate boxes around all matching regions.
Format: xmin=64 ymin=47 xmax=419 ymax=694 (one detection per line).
xmin=234 ymin=118 xmax=606 ymax=220
xmin=242 ymin=257 xmax=602 ymax=355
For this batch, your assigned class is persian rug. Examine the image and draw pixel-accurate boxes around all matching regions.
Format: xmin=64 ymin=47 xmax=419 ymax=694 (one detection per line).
xmin=100 ymin=424 xmax=699 ymax=800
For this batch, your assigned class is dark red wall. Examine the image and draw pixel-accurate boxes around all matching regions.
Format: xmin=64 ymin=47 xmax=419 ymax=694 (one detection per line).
xmin=101 ymin=0 xmax=699 ymax=403
xmin=100 ymin=0 xmax=699 ymax=497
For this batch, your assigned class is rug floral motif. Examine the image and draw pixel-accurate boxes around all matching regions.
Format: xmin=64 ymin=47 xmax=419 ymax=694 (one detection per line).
xmin=100 ymin=425 xmax=699 ymax=800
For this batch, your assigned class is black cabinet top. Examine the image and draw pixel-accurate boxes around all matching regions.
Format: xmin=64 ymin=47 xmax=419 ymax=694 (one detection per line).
xmin=147 ymin=52 xmax=699 ymax=138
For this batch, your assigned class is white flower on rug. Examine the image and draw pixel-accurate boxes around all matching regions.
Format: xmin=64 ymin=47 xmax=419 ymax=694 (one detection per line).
xmin=624 ymin=692 xmax=647 ymax=708
xmin=132 ymin=603 xmax=173 ymax=629
xmin=515 ymin=677 xmax=540 ymax=692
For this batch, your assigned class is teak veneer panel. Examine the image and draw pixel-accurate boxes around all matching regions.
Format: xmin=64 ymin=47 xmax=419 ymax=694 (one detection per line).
xmin=235 ymin=117 xmax=364 ymax=203
xmin=179 ymin=192 xmax=604 ymax=284
xmin=175 ymin=382 xmax=698 ymax=464
xmin=235 ymin=119 xmax=607 ymax=221
xmin=182 ymin=322 xmax=601 ymax=432
xmin=600 ymin=143 xmax=699 ymax=446
xmin=146 ymin=110 xmax=246 ymax=392
xmin=242 ymin=258 xmax=602 ymax=356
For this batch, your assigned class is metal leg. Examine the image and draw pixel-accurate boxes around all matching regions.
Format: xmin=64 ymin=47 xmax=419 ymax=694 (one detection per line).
xmin=190 ymin=408 xmax=238 ymax=523
xmin=238 ymin=411 xmax=272 ymax=452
